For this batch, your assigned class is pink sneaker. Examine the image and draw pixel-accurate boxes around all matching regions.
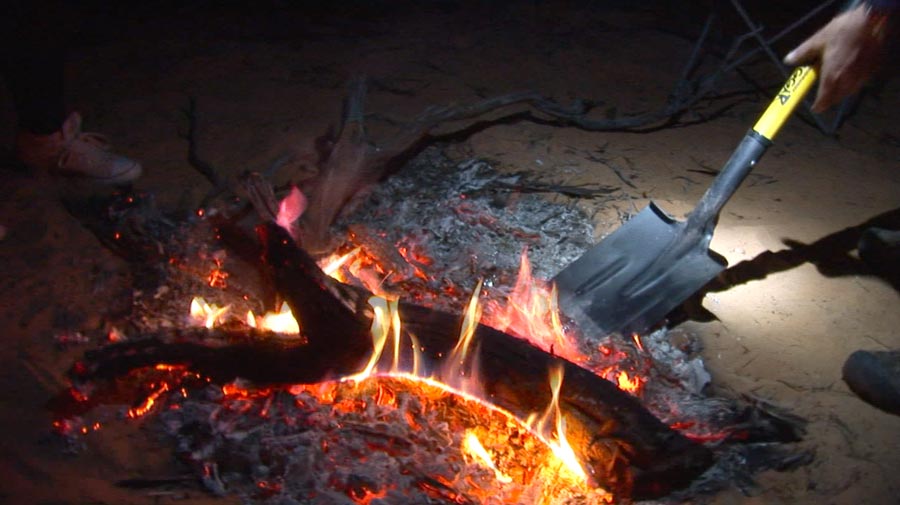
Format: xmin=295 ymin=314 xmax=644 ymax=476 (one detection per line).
xmin=14 ymin=112 xmax=142 ymax=184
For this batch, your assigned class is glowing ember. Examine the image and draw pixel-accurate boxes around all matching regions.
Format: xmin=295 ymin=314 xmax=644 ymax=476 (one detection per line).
xmin=127 ymin=382 xmax=169 ymax=418
xmin=207 ymin=258 xmax=229 ymax=288
xmin=246 ymin=303 xmax=301 ymax=335
xmin=615 ymin=370 xmax=643 ymax=395
xmin=107 ymin=326 xmax=125 ymax=342
xmin=189 ymin=297 xmax=230 ymax=328
xmin=284 ymin=374 xmax=612 ymax=504
xmin=349 ymin=486 xmax=388 ymax=505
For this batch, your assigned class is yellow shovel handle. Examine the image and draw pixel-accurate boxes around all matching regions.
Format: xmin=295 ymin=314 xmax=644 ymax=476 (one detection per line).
xmin=752 ymin=65 xmax=817 ymax=142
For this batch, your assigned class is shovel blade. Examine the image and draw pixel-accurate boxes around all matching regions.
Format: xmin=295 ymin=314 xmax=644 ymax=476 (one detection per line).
xmin=553 ymin=202 xmax=726 ymax=336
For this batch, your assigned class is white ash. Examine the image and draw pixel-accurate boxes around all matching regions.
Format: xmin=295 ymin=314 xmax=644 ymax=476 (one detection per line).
xmin=334 ymin=146 xmax=719 ymax=419
xmin=60 ymin=151 xmax=808 ymax=503
xmin=335 ymin=146 xmax=598 ymax=304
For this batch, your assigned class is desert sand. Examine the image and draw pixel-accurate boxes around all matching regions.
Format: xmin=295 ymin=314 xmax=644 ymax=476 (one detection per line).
xmin=1 ymin=2 xmax=898 ymax=504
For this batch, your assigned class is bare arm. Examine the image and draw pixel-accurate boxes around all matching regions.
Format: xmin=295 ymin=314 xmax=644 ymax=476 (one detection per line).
xmin=784 ymin=1 xmax=893 ymax=112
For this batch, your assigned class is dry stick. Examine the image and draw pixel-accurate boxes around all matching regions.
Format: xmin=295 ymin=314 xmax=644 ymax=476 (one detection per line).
xmin=375 ymin=11 xmax=716 ymax=142
xmin=303 ymin=73 xmax=720 ymax=245
xmin=297 ymin=76 xmax=381 ymax=253
xmin=185 ymin=15 xmax=732 ymax=234
xmin=180 ymin=97 xmax=235 ymax=209
xmin=240 ymin=172 xmax=279 ymax=222
xmin=489 ymin=180 xmax=617 ymax=198
xmin=182 ymin=98 xmax=225 ymax=188
xmin=188 ymin=19 xmax=741 ymax=246
xmin=305 ymin=18 xmax=721 ymax=235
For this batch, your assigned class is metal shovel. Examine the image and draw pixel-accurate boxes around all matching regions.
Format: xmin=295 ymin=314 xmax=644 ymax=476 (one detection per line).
xmin=554 ymin=66 xmax=817 ymax=336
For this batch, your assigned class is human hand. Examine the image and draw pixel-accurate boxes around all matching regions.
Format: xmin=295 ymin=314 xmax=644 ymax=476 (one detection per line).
xmin=784 ymin=3 xmax=889 ymax=112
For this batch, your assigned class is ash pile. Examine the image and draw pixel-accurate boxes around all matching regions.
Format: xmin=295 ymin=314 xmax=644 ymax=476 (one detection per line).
xmin=328 ymin=146 xmax=811 ymax=498
xmin=329 ymin=146 xmax=600 ymax=313
xmin=332 ymin=148 xmax=708 ymax=413
xmin=57 ymin=146 xmax=811 ymax=504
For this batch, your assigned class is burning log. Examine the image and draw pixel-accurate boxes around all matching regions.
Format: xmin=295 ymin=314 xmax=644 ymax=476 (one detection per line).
xmin=263 ymin=222 xmax=714 ymax=500
xmin=72 ymin=222 xmax=713 ymax=501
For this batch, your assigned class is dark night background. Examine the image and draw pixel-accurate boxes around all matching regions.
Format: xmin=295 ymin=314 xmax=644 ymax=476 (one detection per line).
xmin=1 ymin=1 xmax=898 ymax=504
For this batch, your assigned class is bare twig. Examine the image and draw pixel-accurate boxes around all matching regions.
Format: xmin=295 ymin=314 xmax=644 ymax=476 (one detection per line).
xmin=489 ymin=180 xmax=617 ymax=198
xmin=181 ymin=97 xmax=226 ymax=190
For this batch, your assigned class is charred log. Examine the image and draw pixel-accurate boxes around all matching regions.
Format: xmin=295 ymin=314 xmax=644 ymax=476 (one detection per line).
xmin=72 ymin=222 xmax=714 ymax=500
xmin=395 ymin=301 xmax=714 ymax=499
xmin=266 ymin=222 xmax=714 ymax=500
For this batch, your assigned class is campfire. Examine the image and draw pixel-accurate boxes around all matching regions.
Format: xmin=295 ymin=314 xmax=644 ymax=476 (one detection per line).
xmin=55 ymin=85 xmax=809 ymax=504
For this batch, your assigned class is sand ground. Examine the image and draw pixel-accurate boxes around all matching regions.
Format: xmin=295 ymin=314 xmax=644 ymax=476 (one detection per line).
xmin=1 ymin=2 xmax=898 ymax=504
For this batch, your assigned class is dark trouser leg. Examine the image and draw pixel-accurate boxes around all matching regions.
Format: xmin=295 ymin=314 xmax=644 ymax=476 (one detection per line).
xmin=0 ymin=0 xmax=69 ymax=135
xmin=1 ymin=50 xmax=66 ymax=135
xmin=858 ymin=227 xmax=900 ymax=283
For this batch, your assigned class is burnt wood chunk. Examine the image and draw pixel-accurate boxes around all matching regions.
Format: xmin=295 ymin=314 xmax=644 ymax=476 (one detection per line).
xmin=71 ymin=223 xmax=713 ymax=500
xmin=263 ymin=223 xmax=714 ymax=499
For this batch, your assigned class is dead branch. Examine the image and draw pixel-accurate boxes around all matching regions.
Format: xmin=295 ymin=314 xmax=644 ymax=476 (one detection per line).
xmin=181 ymin=97 xmax=227 ymax=192
xmin=297 ymin=76 xmax=382 ymax=253
xmin=292 ymin=50 xmax=745 ymax=249
xmin=489 ymin=179 xmax=618 ymax=198
xmin=183 ymin=17 xmax=742 ymax=249
xmin=240 ymin=172 xmax=279 ymax=222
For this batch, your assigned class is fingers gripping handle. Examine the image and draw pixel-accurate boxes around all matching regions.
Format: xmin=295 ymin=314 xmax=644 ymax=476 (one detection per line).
xmin=753 ymin=66 xmax=818 ymax=141
xmin=685 ymin=66 xmax=817 ymax=237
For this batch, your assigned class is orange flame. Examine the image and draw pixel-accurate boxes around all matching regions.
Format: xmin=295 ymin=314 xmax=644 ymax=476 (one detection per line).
xmin=247 ymin=303 xmax=301 ymax=335
xmin=321 ymin=247 xmax=362 ymax=278
xmin=615 ymin=370 xmax=643 ymax=395
xmin=531 ymin=363 xmax=589 ymax=482
xmin=318 ymin=247 xmax=395 ymax=296
xmin=443 ymin=280 xmax=484 ymax=395
xmin=462 ymin=430 xmax=513 ymax=483
xmin=355 ymin=296 xmax=396 ymax=379
xmin=189 ymin=297 xmax=229 ymax=328
xmin=631 ymin=333 xmax=644 ymax=352
xmin=189 ymin=295 xmax=301 ymax=335
xmin=485 ymin=251 xmax=585 ymax=363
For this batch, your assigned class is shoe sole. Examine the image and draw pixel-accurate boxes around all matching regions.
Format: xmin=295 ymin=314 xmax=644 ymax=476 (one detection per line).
xmin=54 ymin=162 xmax=143 ymax=185
xmin=842 ymin=350 xmax=900 ymax=416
